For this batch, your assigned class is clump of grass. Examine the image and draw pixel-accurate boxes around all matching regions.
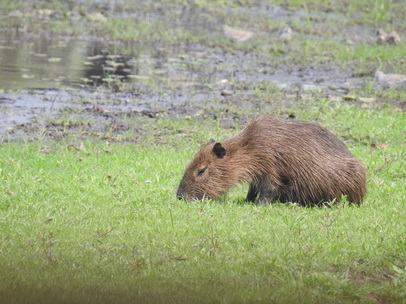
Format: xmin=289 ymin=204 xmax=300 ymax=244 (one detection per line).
xmin=337 ymin=44 xmax=406 ymax=71
xmin=101 ymin=18 xmax=164 ymax=42
xmin=347 ymin=0 xmax=393 ymax=23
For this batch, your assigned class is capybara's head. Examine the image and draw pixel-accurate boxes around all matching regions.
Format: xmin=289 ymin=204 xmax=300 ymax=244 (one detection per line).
xmin=177 ymin=139 xmax=233 ymax=201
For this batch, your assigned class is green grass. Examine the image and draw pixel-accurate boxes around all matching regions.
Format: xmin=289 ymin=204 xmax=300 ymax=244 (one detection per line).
xmin=1 ymin=103 xmax=405 ymax=304
xmin=2 ymin=0 xmax=405 ymax=75
xmin=0 ymin=1 xmax=405 ymax=303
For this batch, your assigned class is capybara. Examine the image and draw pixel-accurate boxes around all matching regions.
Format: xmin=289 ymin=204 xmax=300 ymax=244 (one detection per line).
xmin=177 ymin=115 xmax=366 ymax=205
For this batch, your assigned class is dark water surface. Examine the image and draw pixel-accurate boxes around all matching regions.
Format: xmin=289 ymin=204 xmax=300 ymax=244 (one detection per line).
xmin=0 ymin=17 xmax=149 ymax=90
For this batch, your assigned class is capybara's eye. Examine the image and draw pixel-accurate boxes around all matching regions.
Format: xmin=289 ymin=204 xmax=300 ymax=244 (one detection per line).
xmin=196 ymin=167 xmax=207 ymax=177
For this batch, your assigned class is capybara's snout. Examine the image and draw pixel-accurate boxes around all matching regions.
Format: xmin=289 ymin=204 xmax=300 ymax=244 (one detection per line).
xmin=176 ymin=180 xmax=186 ymax=200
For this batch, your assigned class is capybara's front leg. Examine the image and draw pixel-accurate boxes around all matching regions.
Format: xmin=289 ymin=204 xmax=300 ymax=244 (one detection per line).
xmin=257 ymin=181 xmax=277 ymax=205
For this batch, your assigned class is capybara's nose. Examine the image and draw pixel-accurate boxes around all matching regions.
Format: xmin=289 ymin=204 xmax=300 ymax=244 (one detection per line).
xmin=176 ymin=181 xmax=186 ymax=200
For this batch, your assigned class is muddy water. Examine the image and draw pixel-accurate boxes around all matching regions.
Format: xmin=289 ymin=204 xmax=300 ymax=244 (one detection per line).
xmin=0 ymin=38 xmax=130 ymax=89
xmin=0 ymin=23 xmax=155 ymax=90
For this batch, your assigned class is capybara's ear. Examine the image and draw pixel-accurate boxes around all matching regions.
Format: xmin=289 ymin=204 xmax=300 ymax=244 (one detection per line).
xmin=213 ymin=143 xmax=226 ymax=159
xmin=206 ymin=138 xmax=216 ymax=145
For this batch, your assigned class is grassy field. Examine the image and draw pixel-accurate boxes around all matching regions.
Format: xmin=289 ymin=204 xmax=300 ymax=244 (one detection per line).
xmin=1 ymin=102 xmax=405 ymax=304
xmin=1 ymin=0 xmax=405 ymax=303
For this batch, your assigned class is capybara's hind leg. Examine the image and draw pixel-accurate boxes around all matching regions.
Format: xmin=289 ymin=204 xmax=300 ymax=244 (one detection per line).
xmin=245 ymin=184 xmax=259 ymax=202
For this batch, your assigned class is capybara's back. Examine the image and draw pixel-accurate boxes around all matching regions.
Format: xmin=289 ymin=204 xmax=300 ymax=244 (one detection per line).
xmin=177 ymin=116 xmax=366 ymax=205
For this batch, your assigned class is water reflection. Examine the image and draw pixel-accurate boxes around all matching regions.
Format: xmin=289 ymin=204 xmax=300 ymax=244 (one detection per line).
xmin=0 ymin=31 xmax=137 ymax=89
xmin=0 ymin=12 xmax=196 ymax=90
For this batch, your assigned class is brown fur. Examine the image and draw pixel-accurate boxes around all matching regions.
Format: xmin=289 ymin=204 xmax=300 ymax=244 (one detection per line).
xmin=177 ymin=116 xmax=366 ymax=205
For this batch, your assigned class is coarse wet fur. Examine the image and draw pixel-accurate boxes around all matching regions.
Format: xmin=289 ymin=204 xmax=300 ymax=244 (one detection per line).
xmin=177 ymin=116 xmax=366 ymax=205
